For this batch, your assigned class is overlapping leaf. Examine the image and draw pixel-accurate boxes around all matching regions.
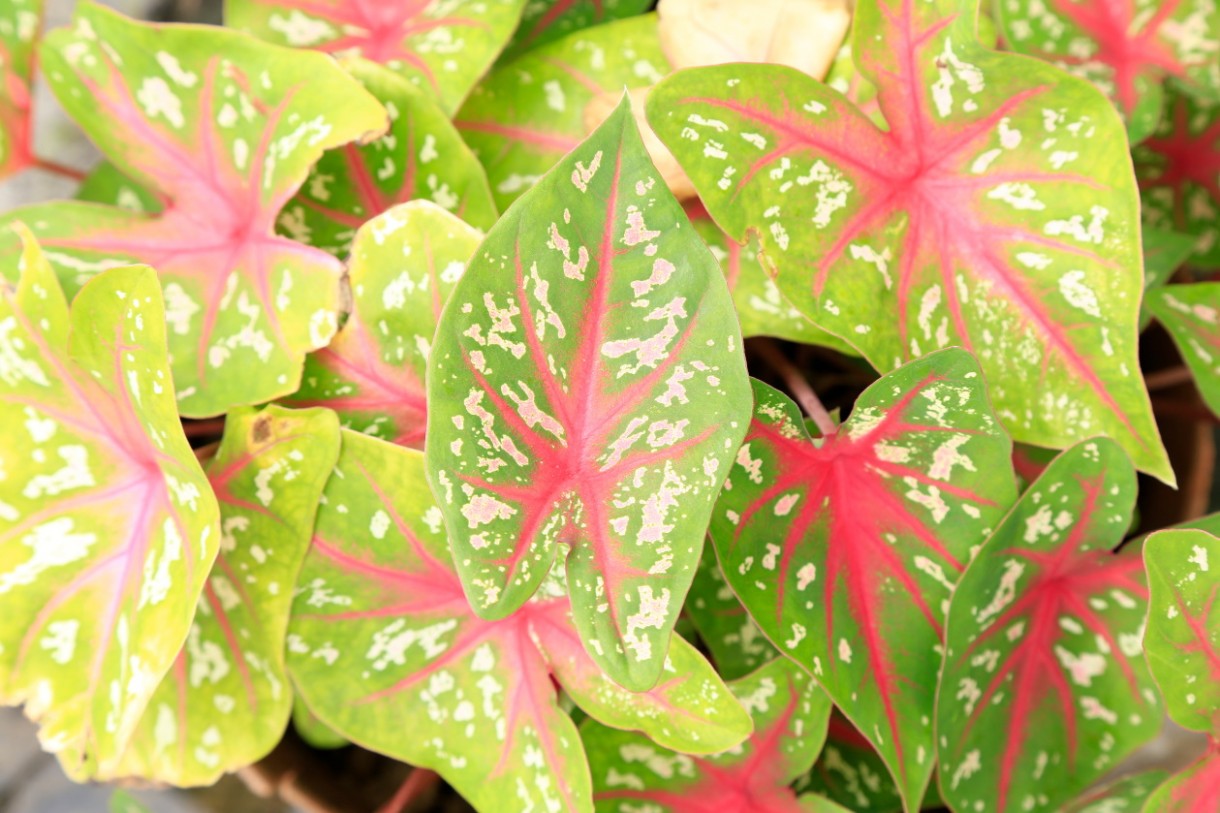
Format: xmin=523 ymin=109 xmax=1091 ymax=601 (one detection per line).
xmin=686 ymin=544 xmax=775 ymax=681
xmin=648 ymin=0 xmax=1173 ymax=482
xmin=0 ymin=229 xmax=220 ymax=777
xmin=287 ymin=430 xmax=751 ymax=813
xmin=582 ymin=657 xmax=832 ymax=812
xmin=0 ymin=0 xmax=40 ymax=179
xmin=225 ymin=0 xmax=529 ymax=116
xmin=1146 ymin=284 xmax=1220 ymax=417
xmin=1143 ymin=529 xmax=1220 ymax=732
xmin=937 ymin=439 xmax=1160 ymax=813
xmin=1135 ymin=89 xmax=1220 ymax=269
xmin=503 ymin=0 xmax=654 ymax=60
xmin=997 ymin=0 xmax=1220 ymax=142
xmin=285 ymin=201 xmax=480 ymax=447
xmin=425 ymin=99 xmax=751 ymax=690
xmin=277 ymin=59 xmax=496 ymax=257
xmin=457 ymin=14 xmax=670 ymax=211
xmin=798 ymin=713 xmax=908 ymax=813
xmin=108 ymin=406 xmax=339 ymax=785
xmin=0 ymin=2 xmax=387 ymax=417
xmin=1060 ymin=771 xmax=1167 ymax=812
xmin=1145 ymin=744 xmax=1220 ymax=812
xmin=710 ymin=349 xmax=1017 ymax=811
xmin=76 ymin=162 xmax=165 ymax=216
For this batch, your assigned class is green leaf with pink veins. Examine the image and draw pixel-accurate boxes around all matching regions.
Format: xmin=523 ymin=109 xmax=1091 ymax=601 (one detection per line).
xmin=996 ymin=0 xmax=1220 ymax=143
xmin=1142 ymin=528 xmax=1220 ymax=733
xmin=1146 ymin=283 xmax=1220 ymax=418
xmin=0 ymin=0 xmax=41 ymax=179
xmin=582 ymin=657 xmax=832 ymax=813
xmin=0 ymin=1 xmax=388 ymax=418
xmin=501 ymin=0 xmax=655 ymax=61
xmin=107 ymin=405 xmax=339 ymax=785
xmin=936 ymin=439 xmax=1161 ymax=813
xmin=425 ymin=98 xmax=752 ymax=692
xmin=457 ymin=14 xmax=671 ymax=212
xmin=284 ymin=201 xmax=482 ymax=448
xmin=647 ymin=0 xmax=1174 ymax=484
xmin=1058 ymin=771 xmax=1166 ymax=812
xmin=0 ymin=228 xmax=220 ymax=779
xmin=709 ymin=349 xmax=1018 ymax=812
xmin=224 ymin=0 xmax=529 ymax=116
xmin=286 ymin=430 xmax=751 ymax=813
xmin=276 ymin=59 xmax=497 ymax=259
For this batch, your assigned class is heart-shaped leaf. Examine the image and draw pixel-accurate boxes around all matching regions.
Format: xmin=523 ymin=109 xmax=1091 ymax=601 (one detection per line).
xmin=277 ymin=59 xmax=497 ymax=258
xmin=996 ymin=0 xmax=1220 ymax=142
xmin=936 ymin=439 xmax=1161 ymax=813
xmin=0 ymin=2 xmax=388 ymax=417
xmin=0 ymin=0 xmax=39 ymax=179
xmin=686 ymin=543 xmax=776 ymax=681
xmin=0 ymin=228 xmax=220 ymax=777
xmin=1146 ymin=283 xmax=1220 ymax=418
xmin=106 ymin=405 xmax=339 ymax=785
xmin=710 ymin=348 xmax=1017 ymax=810
xmin=225 ymin=0 xmax=529 ymax=116
xmin=503 ymin=0 xmax=654 ymax=60
xmin=1135 ymin=89 xmax=1220 ymax=269
xmin=647 ymin=0 xmax=1173 ymax=483
xmin=287 ymin=430 xmax=751 ymax=813
xmin=1060 ymin=771 xmax=1167 ymax=812
xmin=285 ymin=201 xmax=481 ymax=447
xmin=1145 ymin=744 xmax=1220 ymax=813
xmin=1143 ymin=528 xmax=1220 ymax=732
xmin=583 ymin=656 xmax=832 ymax=813
xmin=457 ymin=14 xmax=670 ymax=211
xmin=426 ymin=98 xmax=751 ymax=691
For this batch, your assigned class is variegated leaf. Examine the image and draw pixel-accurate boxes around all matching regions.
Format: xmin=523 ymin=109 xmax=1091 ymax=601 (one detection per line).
xmin=710 ymin=349 xmax=1018 ymax=811
xmin=937 ymin=439 xmax=1161 ymax=813
xmin=0 ymin=2 xmax=388 ymax=417
xmin=287 ymin=429 xmax=751 ymax=813
xmin=503 ymin=0 xmax=654 ymax=60
xmin=997 ymin=0 xmax=1220 ymax=142
xmin=277 ymin=59 xmax=497 ymax=257
xmin=0 ymin=0 xmax=40 ymax=179
xmin=108 ymin=405 xmax=339 ymax=785
xmin=225 ymin=0 xmax=529 ymax=116
xmin=686 ymin=542 xmax=775 ymax=681
xmin=426 ymin=99 xmax=751 ymax=691
xmin=1135 ymin=89 xmax=1220 ymax=269
xmin=583 ymin=657 xmax=831 ymax=813
xmin=1144 ymin=745 xmax=1220 ymax=813
xmin=0 ymin=228 xmax=220 ymax=778
xmin=1060 ymin=771 xmax=1167 ymax=812
xmin=457 ymin=14 xmax=670 ymax=211
xmin=1143 ymin=528 xmax=1220 ymax=732
xmin=648 ymin=0 xmax=1173 ymax=483
xmin=797 ymin=712 xmax=909 ymax=813
xmin=285 ymin=201 xmax=481 ymax=447
xmin=1146 ymin=283 xmax=1220 ymax=418
xmin=76 ymin=161 xmax=165 ymax=216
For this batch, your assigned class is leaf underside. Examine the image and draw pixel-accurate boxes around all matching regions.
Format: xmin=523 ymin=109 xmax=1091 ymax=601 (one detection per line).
xmin=425 ymin=99 xmax=752 ymax=691
xmin=0 ymin=2 xmax=388 ymax=417
xmin=0 ymin=230 xmax=220 ymax=778
xmin=937 ymin=439 xmax=1161 ymax=813
xmin=648 ymin=0 xmax=1172 ymax=483
xmin=711 ymin=348 xmax=1017 ymax=811
xmin=108 ymin=406 xmax=338 ymax=785
xmin=287 ymin=430 xmax=749 ymax=813
xmin=285 ymin=201 xmax=482 ymax=448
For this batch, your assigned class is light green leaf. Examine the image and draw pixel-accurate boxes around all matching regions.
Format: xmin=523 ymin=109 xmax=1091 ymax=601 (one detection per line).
xmin=1146 ymin=283 xmax=1220 ymax=418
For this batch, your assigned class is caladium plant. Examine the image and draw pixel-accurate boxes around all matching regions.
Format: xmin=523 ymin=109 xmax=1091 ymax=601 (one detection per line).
xmin=0 ymin=0 xmax=39 ymax=179
xmin=648 ymin=0 xmax=1173 ymax=483
xmin=425 ymin=98 xmax=752 ymax=691
xmin=0 ymin=230 xmax=220 ymax=778
xmin=0 ymin=2 xmax=389 ymax=417
xmin=225 ymin=0 xmax=529 ymax=116
xmin=581 ymin=656 xmax=833 ymax=812
xmin=1146 ymin=283 xmax=1220 ymax=418
xmin=286 ymin=429 xmax=751 ymax=813
xmin=996 ymin=0 xmax=1220 ymax=142
xmin=501 ymin=0 xmax=655 ymax=60
xmin=936 ymin=439 xmax=1160 ymax=813
xmin=285 ymin=200 xmax=482 ymax=446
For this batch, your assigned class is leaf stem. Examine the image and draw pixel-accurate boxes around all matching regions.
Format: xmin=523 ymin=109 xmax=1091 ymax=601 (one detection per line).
xmin=1145 ymin=365 xmax=1193 ymax=391
xmin=32 ymin=157 xmax=87 ymax=182
xmin=375 ymin=768 xmax=440 ymax=813
xmin=182 ymin=416 xmax=226 ymax=438
xmin=751 ymin=338 xmax=837 ymax=436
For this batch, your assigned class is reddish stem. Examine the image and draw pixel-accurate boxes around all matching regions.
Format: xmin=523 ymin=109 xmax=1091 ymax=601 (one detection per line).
xmin=1145 ymin=365 xmax=1194 ymax=391
xmin=183 ymin=417 xmax=226 ymax=438
xmin=751 ymin=339 xmax=837 ymax=436
xmin=32 ymin=157 xmax=87 ymax=182
xmin=375 ymin=768 xmax=440 ymax=813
